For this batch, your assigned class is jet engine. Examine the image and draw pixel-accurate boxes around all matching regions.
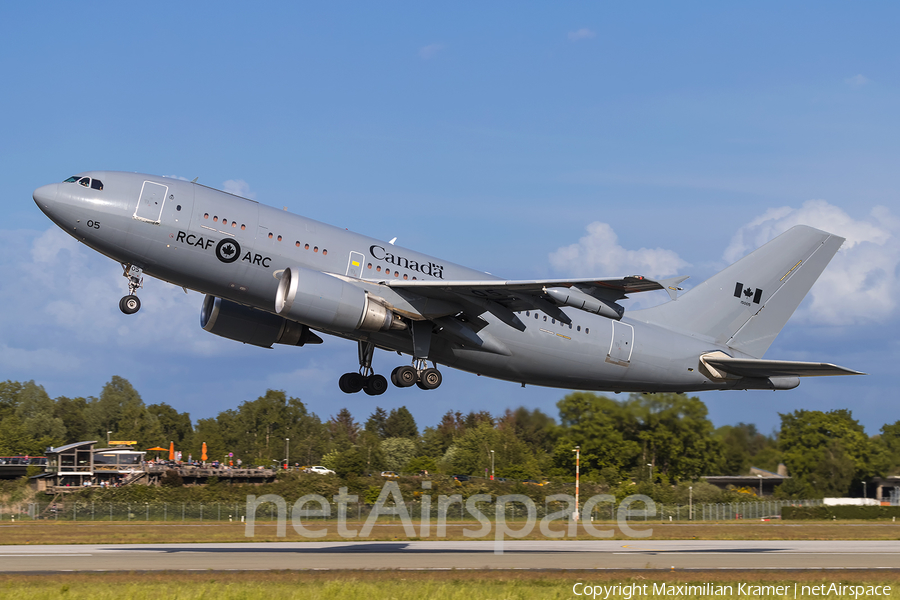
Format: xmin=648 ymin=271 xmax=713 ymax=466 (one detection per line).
xmin=200 ymin=295 xmax=323 ymax=348
xmin=275 ymin=266 xmax=407 ymax=333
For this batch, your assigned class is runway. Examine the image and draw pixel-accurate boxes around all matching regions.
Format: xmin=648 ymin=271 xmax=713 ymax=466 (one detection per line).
xmin=2 ymin=540 xmax=899 ymax=572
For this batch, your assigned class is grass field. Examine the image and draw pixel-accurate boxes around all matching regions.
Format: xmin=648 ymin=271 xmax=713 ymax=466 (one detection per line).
xmin=1 ymin=520 xmax=899 ymax=545
xmin=1 ymin=571 xmax=899 ymax=600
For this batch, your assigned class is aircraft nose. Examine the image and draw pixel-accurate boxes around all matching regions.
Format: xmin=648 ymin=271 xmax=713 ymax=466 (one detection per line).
xmin=33 ymin=183 xmax=60 ymax=214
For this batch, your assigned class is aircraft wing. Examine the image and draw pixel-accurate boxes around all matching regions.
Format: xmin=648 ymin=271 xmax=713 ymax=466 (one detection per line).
xmin=701 ymin=356 xmax=864 ymax=378
xmin=380 ymin=275 xmax=687 ymax=329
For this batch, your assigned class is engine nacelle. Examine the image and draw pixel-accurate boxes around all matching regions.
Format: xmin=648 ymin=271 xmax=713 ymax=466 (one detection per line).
xmin=275 ymin=266 xmax=406 ymax=333
xmin=200 ymin=295 xmax=323 ymax=348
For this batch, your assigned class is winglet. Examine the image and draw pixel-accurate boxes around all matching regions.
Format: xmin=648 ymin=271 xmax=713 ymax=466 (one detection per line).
xmin=656 ymin=276 xmax=690 ymax=301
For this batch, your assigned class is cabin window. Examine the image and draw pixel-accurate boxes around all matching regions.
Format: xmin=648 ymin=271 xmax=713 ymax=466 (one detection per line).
xmin=322 ymin=249 xmax=327 ymax=255
xmin=176 ymin=205 xmax=181 ymax=211
xmin=367 ymin=263 xmax=372 ymax=269
xmin=313 ymin=246 xmax=318 ymax=252
xmin=305 ymin=244 xmax=309 ymax=250
xmin=277 ymin=235 xmax=282 ymax=242
xmin=268 ymin=233 xmax=273 ymax=239
xmin=577 ymin=325 xmax=581 ymax=332
xmin=295 ymin=241 xmax=301 ymax=247
xmin=585 ymin=328 xmax=590 ymax=334
xmin=241 ymin=224 xmax=246 ymax=230
xmin=204 ymin=213 xmax=209 ymax=219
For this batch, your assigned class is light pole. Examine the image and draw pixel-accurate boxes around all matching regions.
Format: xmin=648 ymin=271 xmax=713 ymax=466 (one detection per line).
xmin=647 ymin=463 xmax=653 ymax=483
xmin=573 ymin=446 xmax=580 ymax=522
xmin=689 ymin=485 xmax=693 ymax=520
xmin=757 ymin=474 xmax=762 ymax=497
xmin=863 ymin=481 xmax=867 ymax=500
xmin=107 ymin=431 xmax=112 ymax=446
xmin=490 ymin=450 xmax=495 ymax=481
xmin=285 ymin=438 xmax=290 ymax=470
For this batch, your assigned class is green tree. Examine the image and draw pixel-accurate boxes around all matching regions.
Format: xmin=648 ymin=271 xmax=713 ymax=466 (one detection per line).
xmin=54 ymin=396 xmax=90 ymax=442
xmin=553 ymin=392 xmax=641 ymax=482
xmin=380 ymin=437 xmax=417 ymax=472
xmin=384 ymin=406 xmax=418 ymax=439
xmin=778 ymin=409 xmax=875 ymax=497
xmin=148 ymin=403 xmax=194 ymax=449
xmin=14 ymin=381 xmax=66 ymax=448
xmin=364 ymin=407 xmax=389 ymax=439
xmin=629 ymin=393 xmax=721 ymax=481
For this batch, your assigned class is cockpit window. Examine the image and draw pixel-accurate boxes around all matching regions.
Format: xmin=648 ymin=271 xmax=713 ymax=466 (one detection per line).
xmin=63 ymin=176 xmax=103 ymax=191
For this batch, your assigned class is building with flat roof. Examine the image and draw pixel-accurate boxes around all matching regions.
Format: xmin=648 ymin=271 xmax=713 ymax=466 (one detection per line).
xmin=34 ymin=441 xmax=145 ymax=491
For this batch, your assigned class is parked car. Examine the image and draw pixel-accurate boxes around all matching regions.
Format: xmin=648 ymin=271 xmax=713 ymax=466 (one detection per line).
xmin=453 ymin=474 xmax=470 ymax=482
xmin=305 ymin=466 xmax=335 ymax=475
xmin=381 ymin=471 xmax=400 ymax=479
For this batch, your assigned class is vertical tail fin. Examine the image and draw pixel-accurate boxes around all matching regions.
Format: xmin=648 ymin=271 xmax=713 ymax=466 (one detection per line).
xmin=635 ymin=225 xmax=844 ymax=358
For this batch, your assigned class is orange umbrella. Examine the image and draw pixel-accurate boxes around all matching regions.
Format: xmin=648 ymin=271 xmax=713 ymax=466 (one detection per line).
xmin=201 ymin=442 xmax=208 ymax=462
xmin=147 ymin=446 xmax=167 ymax=460
xmin=169 ymin=441 xmax=175 ymax=461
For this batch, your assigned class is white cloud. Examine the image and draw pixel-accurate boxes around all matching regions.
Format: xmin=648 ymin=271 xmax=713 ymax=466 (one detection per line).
xmin=568 ymin=28 xmax=596 ymax=42
xmin=0 ymin=227 xmax=238 ymax=377
xmin=845 ymin=74 xmax=871 ymax=87
xmin=419 ymin=44 xmax=445 ymax=60
xmin=549 ymin=221 xmax=689 ymax=279
xmin=724 ymin=200 xmax=899 ymax=325
xmin=222 ymin=179 xmax=256 ymax=200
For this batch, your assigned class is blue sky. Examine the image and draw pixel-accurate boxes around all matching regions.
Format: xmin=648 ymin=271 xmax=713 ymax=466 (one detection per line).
xmin=2 ymin=3 xmax=898 ymax=436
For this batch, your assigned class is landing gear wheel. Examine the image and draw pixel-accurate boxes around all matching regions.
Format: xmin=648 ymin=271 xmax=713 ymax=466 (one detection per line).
xmin=364 ymin=374 xmax=388 ymax=396
xmin=120 ymin=295 xmax=141 ymax=315
xmin=391 ymin=366 xmax=418 ymax=388
xmin=418 ymin=367 xmax=442 ymax=390
xmin=339 ymin=372 xmax=365 ymax=394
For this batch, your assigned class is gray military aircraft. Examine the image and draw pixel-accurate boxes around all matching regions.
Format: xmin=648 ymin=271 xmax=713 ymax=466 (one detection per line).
xmin=33 ymin=172 xmax=861 ymax=396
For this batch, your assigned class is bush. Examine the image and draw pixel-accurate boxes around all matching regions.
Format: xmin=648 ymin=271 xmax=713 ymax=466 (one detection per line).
xmin=783 ymin=505 xmax=900 ymax=520
xmin=160 ymin=470 xmax=184 ymax=487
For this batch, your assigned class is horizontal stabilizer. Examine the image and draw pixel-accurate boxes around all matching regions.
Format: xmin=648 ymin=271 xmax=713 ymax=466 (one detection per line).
xmin=702 ymin=355 xmax=864 ymax=379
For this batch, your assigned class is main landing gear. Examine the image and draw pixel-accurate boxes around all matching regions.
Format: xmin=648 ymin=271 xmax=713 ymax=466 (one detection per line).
xmin=390 ymin=360 xmax=442 ymax=390
xmin=119 ymin=264 xmax=143 ymax=315
xmin=339 ymin=341 xmax=390 ymax=396
xmin=339 ymin=342 xmax=443 ymax=395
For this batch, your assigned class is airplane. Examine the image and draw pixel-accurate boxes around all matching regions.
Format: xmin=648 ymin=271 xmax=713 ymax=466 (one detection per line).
xmin=33 ymin=172 xmax=862 ymax=396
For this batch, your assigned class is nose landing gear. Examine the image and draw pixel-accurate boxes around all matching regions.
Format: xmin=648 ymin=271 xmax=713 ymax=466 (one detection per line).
xmin=119 ymin=264 xmax=143 ymax=315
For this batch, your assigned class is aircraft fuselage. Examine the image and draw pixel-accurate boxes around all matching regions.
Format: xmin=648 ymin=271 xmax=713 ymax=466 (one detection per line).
xmin=33 ymin=171 xmax=812 ymax=394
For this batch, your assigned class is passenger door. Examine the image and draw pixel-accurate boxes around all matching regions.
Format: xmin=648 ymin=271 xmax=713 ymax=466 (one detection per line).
xmin=606 ymin=321 xmax=634 ymax=366
xmin=134 ymin=181 xmax=168 ymax=223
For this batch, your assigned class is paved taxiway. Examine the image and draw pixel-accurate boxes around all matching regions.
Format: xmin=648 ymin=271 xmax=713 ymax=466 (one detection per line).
xmin=1 ymin=540 xmax=899 ymax=571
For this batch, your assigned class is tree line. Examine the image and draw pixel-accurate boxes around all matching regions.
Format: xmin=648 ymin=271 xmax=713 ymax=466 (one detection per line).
xmin=1 ymin=376 xmax=898 ymax=498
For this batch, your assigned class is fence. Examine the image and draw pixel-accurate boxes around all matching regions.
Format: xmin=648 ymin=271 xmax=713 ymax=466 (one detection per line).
xmin=0 ymin=498 xmax=823 ymax=523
